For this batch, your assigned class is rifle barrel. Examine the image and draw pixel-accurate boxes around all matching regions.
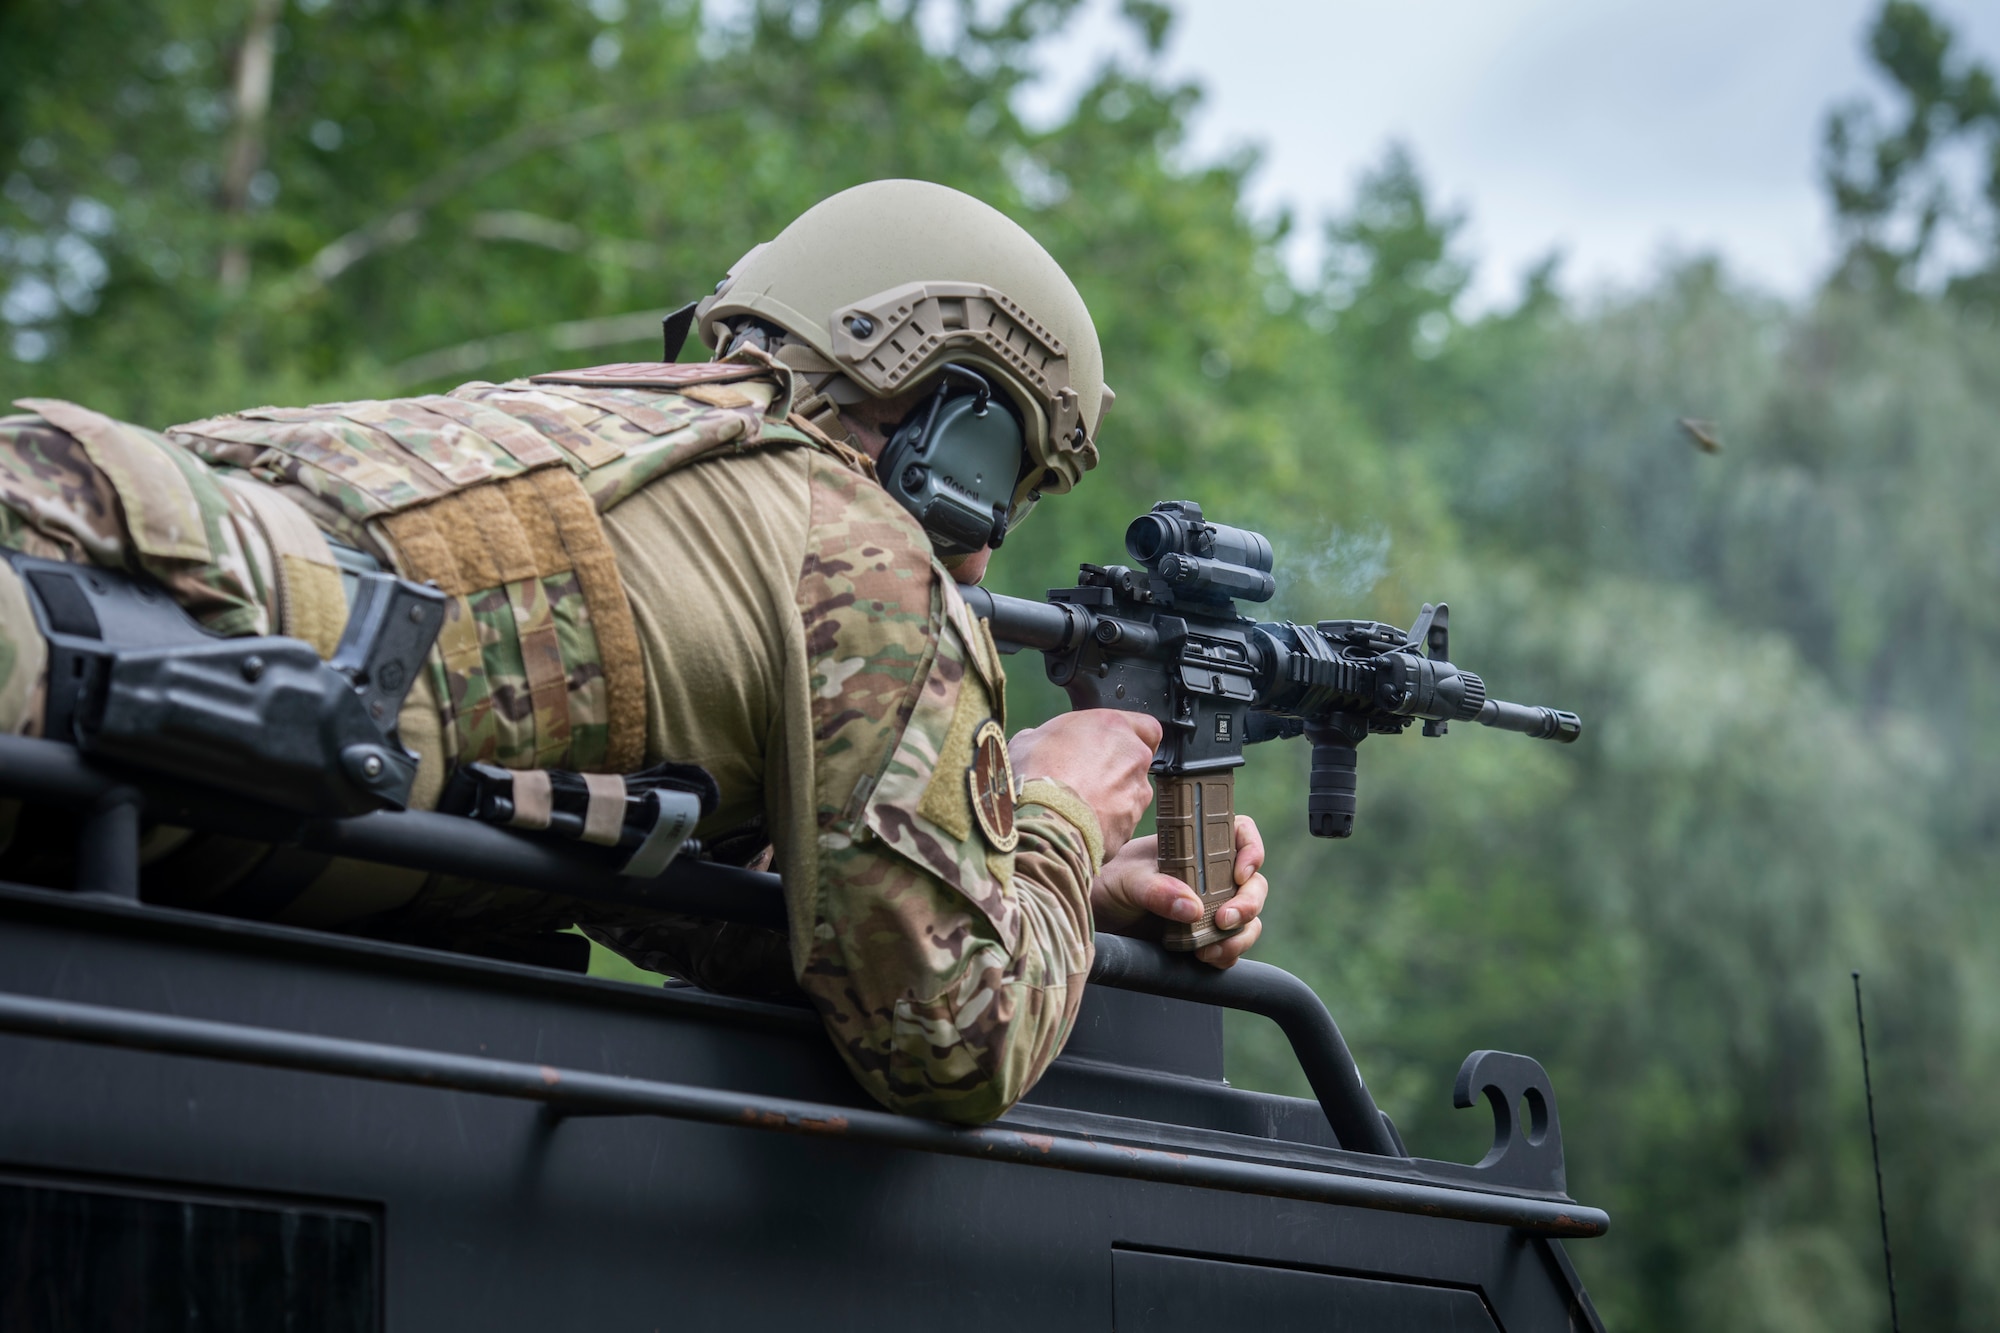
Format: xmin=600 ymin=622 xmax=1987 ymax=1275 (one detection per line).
xmin=1476 ymin=699 xmax=1583 ymax=743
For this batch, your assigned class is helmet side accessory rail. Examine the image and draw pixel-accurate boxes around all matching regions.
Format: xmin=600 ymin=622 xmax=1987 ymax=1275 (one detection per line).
xmin=826 ymin=280 xmax=1096 ymax=493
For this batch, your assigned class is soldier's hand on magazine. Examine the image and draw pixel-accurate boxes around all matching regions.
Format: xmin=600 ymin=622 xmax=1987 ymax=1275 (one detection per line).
xmin=1089 ymin=815 xmax=1268 ymax=969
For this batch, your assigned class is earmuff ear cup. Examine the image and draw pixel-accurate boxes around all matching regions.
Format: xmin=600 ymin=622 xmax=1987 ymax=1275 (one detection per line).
xmin=877 ymin=369 xmax=1027 ymax=556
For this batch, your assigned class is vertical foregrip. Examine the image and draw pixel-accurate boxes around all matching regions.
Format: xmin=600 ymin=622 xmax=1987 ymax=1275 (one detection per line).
xmin=1158 ymin=771 xmax=1242 ymax=952
xmin=1306 ymin=737 xmax=1359 ymax=838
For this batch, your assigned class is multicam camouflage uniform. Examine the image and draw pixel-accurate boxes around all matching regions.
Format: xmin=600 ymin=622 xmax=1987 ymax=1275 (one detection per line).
xmin=0 ymin=352 xmax=1103 ymax=1125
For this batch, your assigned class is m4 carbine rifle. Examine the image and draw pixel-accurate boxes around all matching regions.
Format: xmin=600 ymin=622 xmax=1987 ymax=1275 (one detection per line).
xmin=961 ymin=501 xmax=1583 ymax=953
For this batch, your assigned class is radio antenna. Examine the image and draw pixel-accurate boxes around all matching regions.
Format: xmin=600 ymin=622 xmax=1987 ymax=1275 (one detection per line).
xmin=1852 ymin=971 xmax=1901 ymax=1333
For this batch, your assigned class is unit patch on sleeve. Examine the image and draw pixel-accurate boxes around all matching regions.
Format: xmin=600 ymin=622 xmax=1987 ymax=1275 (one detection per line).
xmin=967 ymin=718 xmax=1020 ymax=853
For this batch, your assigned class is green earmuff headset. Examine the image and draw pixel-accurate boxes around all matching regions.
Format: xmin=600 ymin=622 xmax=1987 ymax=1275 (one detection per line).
xmin=878 ymin=365 xmax=1029 ymax=556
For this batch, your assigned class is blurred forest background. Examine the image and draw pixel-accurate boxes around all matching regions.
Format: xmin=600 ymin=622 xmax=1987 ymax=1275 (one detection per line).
xmin=5 ymin=0 xmax=1999 ymax=1325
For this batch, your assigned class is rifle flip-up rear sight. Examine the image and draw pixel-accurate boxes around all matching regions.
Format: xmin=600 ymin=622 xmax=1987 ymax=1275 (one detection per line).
xmin=963 ymin=500 xmax=1582 ymax=950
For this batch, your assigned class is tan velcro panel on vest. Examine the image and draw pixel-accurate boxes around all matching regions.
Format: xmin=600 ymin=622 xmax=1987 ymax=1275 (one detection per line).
xmin=218 ymin=476 xmax=347 ymax=659
xmin=377 ymin=468 xmax=645 ymax=774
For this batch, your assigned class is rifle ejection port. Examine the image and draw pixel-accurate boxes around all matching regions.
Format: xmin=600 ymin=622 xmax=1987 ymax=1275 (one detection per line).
xmin=1178 ymin=664 xmax=1255 ymax=701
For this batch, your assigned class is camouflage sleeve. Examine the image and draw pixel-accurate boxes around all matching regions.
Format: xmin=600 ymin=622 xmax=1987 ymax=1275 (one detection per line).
xmin=796 ymin=458 xmax=1102 ymax=1125
xmin=0 ymin=558 xmax=47 ymax=738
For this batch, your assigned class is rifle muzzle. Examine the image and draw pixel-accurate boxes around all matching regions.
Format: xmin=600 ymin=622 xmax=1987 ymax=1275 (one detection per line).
xmin=1475 ymin=700 xmax=1583 ymax=742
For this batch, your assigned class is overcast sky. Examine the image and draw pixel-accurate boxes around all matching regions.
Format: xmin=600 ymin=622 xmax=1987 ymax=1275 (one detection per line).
xmin=1025 ymin=0 xmax=2000 ymax=308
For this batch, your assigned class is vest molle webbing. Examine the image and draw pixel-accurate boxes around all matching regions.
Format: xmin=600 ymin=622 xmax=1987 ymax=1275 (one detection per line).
xmin=168 ymin=354 xmax=846 ymax=775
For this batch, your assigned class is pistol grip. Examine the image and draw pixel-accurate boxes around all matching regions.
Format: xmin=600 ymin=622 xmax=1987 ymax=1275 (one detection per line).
xmin=1156 ymin=771 xmax=1241 ymax=952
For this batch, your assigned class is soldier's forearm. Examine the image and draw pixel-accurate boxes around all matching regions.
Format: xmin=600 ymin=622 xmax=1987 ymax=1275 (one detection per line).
xmin=796 ymin=805 xmax=1098 ymax=1125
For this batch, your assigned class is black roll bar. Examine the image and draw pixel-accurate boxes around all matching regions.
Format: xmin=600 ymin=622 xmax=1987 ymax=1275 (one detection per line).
xmin=0 ymin=734 xmax=1391 ymax=1155
xmin=0 ymin=989 xmax=1606 ymax=1237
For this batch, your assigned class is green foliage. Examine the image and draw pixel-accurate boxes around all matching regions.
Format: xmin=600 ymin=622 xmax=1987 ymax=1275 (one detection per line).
xmin=1312 ymin=143 xmax=1471 ymax=439
xmin=1823 ymin=0 xmax=2000 ymax=308
xmin=4 ymin=1 xmax=1999 ymax=1328
xmin=1213 ymin=23 xmax=2000 ymax=1320
xmin=0 ymin=0 xmax=1104 ymax=419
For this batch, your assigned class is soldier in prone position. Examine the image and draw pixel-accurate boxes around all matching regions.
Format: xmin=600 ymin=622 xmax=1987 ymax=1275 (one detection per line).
xmin=0 ymin=180 xmax=1272 ymax=1124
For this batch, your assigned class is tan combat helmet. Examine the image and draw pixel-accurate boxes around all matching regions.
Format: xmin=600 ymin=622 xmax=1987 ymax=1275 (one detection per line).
xmin=695 ymin=179 xmax=1112 ymax=515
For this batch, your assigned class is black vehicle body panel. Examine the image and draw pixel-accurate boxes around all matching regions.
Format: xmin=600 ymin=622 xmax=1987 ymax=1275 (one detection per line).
xmin=0 ymin=882 xmax=1602 ymax=1331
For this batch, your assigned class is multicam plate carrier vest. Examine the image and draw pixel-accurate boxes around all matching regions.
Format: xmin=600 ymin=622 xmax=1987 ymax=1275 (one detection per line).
xmin=0 ymin=353 xmax=1108 ymax=1127
xmin=0 ymin=352 xmax=866 ymax=778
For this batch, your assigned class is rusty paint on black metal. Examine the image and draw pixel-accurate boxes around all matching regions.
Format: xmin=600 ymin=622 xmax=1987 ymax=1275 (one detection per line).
xmin=0 ymin=963 xmax=1611 ymax=1237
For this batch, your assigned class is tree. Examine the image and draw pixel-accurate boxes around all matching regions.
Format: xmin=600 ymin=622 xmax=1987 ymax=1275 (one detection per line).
xmin=1823 ymin=1 xmax=2000 ymax=310
xmin=1310 ymin=144 xmax=1471 ymax=441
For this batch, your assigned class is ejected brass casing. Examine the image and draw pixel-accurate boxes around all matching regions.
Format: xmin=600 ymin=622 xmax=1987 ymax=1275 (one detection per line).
xmin=1156 ymin=772 xmax=1241 ymax=952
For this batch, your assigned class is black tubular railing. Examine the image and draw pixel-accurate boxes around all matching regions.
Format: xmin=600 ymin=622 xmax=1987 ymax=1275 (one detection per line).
xmin=0 ymin=989 xmax=1607 ymax=1237
xmin=0 ymin=735 xmax=788 ymax=930
xmin=1090 ymin=935 xmax=1399 ymax=1156
xmin=0 ymin=734 xmax=1391 ymax=1155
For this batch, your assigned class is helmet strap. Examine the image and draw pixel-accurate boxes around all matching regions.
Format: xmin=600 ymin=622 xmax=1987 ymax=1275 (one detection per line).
xmin=792 ymin=384 xmax=862 ymax=453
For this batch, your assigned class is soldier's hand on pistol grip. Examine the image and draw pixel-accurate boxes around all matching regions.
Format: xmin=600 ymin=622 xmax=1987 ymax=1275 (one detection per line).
xmin=1089 ymin=815 xmax=1268 ymax=970
xmin=1007 ymin=710 xmax=1162 ymax=854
